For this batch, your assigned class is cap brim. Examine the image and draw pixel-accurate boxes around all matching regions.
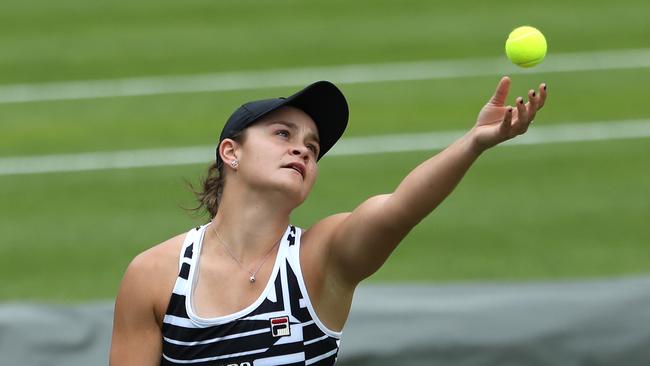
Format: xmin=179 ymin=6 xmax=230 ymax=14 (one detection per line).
xmin=284 ymin=81 xmax=349 ymax=160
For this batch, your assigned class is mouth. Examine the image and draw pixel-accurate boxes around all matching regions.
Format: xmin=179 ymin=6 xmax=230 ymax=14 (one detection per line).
xmin=282 ymin=162 xmax=305 ymax=179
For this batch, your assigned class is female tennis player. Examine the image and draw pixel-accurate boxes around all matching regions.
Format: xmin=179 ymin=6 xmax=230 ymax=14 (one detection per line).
xmin=110 ymin=77 xmax=547 ymax=366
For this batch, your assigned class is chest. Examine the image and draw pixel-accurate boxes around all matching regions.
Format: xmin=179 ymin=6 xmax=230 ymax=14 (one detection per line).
xmin=160 ymin=242 xmax=342 ymax=366
xmin=192 ymin=255 xmax=278 ymax=318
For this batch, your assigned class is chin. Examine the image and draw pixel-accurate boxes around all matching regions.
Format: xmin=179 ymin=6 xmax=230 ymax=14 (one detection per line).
xmin=266 ymin=176 xmax=311 ymax=203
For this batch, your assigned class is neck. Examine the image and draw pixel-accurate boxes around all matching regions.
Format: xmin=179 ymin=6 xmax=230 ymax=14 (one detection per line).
xmin=206 ymin=185 xmax=293 ymax=263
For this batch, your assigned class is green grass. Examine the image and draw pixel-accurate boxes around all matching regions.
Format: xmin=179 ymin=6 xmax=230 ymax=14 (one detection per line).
xmin=3 ymin=69 xmax=650 ymax=157
xmin=1 ymin=0 xmax=649 ymax=84
xmin=2 ymin=138 xmax=649 ymax=300
xmin=1 ymin=0 xmax=649 ymax=300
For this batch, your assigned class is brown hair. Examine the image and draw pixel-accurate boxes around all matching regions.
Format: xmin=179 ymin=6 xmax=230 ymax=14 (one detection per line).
xmin=187 ymin=130 xmax=246 ymax=219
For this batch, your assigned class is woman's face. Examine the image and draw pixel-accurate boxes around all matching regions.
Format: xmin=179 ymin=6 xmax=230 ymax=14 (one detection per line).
xmin=235 ymin=106 xmax=321 ymax=204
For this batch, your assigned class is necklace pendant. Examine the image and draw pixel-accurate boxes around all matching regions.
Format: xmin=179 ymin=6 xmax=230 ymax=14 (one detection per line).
xmin=249 ymin=275 xmax=256 ymax=283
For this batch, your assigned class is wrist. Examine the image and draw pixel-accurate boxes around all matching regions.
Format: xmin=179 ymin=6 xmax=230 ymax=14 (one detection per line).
xmin=465 ymin=128 xmax=487 ymax=157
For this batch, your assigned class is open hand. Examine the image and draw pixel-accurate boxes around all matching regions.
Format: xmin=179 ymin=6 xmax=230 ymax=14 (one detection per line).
xmin=472 ymin=76 xmax=547 ymax=152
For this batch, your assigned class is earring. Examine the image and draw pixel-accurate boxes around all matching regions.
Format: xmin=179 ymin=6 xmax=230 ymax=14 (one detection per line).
xmin=231 ymin=160 xmax=239 ymax=168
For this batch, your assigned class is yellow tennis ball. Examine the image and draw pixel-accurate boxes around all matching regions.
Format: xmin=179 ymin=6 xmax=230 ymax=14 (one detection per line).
xmin=505 ymin=26 xmax=547 ymax=68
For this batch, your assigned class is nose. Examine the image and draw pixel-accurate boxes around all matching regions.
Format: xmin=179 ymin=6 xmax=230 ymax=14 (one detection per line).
xmin=290 ymin=145 xmax=309 ymax=159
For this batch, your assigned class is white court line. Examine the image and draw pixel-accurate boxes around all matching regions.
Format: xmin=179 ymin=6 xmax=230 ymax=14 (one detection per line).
xmin=1 ymin=48 xmax=650 ymax=104
xmin=1 ymin=119 xmax=649 ymax=176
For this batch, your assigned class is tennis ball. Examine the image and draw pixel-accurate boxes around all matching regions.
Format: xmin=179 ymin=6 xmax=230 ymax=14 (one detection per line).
xmin=505 ymin=26 xmax=547 ymax=68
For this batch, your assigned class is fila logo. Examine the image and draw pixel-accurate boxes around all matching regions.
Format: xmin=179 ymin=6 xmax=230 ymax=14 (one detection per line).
xmin=270 ymin=316 xmax=291 ymax=337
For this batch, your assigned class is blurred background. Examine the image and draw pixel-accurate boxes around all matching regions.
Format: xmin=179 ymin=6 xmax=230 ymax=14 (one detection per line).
xmin=1 ymin=0 xmax=649 ymax=364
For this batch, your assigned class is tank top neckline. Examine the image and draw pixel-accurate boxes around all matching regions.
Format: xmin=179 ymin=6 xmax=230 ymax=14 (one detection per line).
xmin=184 ymin=223 xmax=292 ymax=326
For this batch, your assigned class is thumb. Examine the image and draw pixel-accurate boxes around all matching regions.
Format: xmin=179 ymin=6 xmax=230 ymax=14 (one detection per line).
xmin=488 ymin=76 xmax=511 ymax=106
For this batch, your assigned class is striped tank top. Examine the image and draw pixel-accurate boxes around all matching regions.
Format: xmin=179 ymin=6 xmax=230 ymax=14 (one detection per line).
xmin=161 ymin=224 xmax=342 ymax=366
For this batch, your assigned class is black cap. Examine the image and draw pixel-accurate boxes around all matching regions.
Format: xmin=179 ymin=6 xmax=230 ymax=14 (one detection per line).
xmin=216 ymin=80 xmax=349 ymax=166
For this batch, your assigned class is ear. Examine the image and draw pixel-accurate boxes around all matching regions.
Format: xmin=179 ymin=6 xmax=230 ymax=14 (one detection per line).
xmin=218 ymin=138 xmax=240 ymax=166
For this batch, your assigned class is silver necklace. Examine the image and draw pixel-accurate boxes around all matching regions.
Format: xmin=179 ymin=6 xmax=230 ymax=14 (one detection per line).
xmin=212 ymin=224 xmax=280 ymax=284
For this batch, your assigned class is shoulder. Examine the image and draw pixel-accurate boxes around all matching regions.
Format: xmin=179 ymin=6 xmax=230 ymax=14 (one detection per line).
xmin=300 ymin=213 xmax=353 ymax=281
xmin=127 ymin=232 xmax=186 ymax=282
xmin=116 ymin=231 xmax=188 ymax=323
xmin=301 ymin=194 xmax=392 ymax=251
xmin=302 ymin=213 xmax=349 ymax=244
xmin=111 ymin=231 xmax=189 ymax=363
xmin=300 ymin=213 xmax=348 ymax=258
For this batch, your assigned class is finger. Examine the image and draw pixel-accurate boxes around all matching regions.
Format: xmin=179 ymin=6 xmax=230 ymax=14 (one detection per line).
xmin=514 ymin=96 xmax=528 ymax=133
xmin=488 ymin=76 xmax=511 ymax=106
xmin=537 ymin=83 xmax=547 ymax=109
xmin=500 ymin=106 xmax=513 ymax=134
xmin=526 ymin=89 xmax=538 ymax=122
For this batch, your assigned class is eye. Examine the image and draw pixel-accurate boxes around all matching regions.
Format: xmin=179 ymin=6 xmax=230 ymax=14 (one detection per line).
xmin=276 ymin=129 xmax=290 ymax=138
xmin=307 ymin=144 xmax=319 ymax=155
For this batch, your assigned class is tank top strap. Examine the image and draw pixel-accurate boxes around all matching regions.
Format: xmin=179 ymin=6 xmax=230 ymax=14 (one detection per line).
xmin=180 ymin=226 xmax=201 ymax=268
xmin=284 ymin=225 xmax=342 ymax=339
xmin=162 ymin=225 xmax=207 ymax=329
xmin=284 ymin=225 xmax=301 ymax=270
xmin=168 ymin=225 xmax=202 ymax=298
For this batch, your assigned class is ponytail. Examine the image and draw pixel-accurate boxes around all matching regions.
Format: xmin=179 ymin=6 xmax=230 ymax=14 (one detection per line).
xmin=186 ymin=130 xmax=246 ymax=219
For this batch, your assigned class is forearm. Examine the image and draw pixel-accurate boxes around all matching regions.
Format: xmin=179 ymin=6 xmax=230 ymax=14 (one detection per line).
xmin=386 ymin=130 xmax=483 ymax=228
xmin=328 ymin=78 xmax=547 ymax=284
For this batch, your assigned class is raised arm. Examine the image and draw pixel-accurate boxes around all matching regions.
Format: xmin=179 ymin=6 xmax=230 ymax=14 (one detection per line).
xmin=324 ymin=76 xmax=548 ymax=285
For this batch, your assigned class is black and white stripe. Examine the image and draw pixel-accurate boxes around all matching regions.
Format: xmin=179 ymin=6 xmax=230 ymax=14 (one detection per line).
xmin=160 ymin=225 xmax=341 ymax=366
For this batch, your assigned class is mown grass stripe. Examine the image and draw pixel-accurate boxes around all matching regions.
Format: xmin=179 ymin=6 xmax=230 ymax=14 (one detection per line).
xmin=1 ymin=119 xmax=649 ymax=176
xmin=1 ymin=49 xmax=650 ymax=104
